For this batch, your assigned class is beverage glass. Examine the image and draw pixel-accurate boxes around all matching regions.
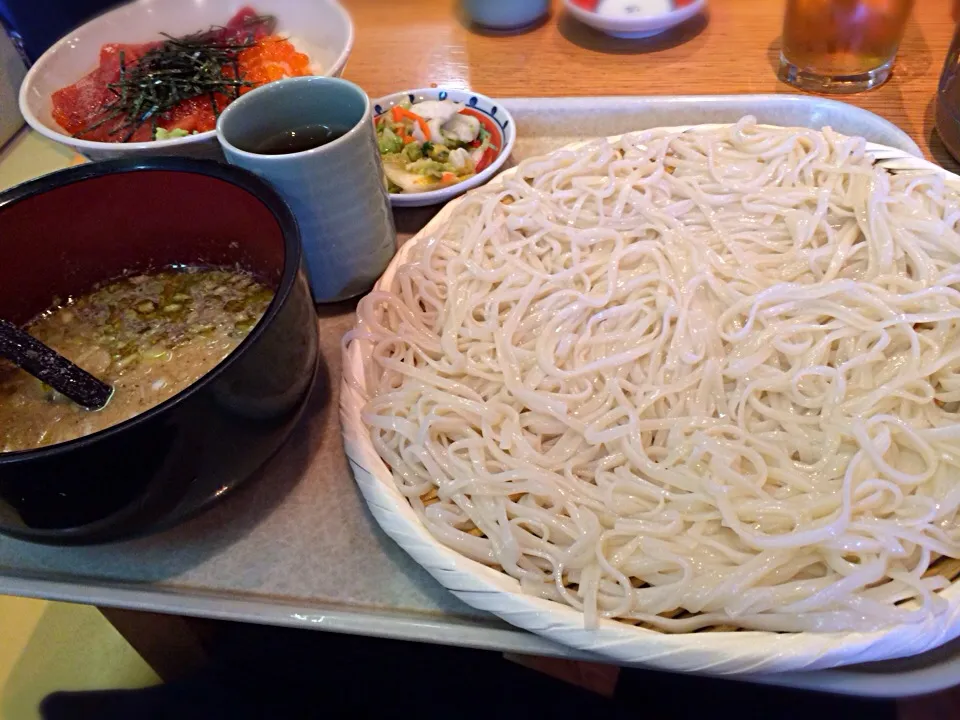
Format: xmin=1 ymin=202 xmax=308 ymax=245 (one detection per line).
xmin=936 ymin=8 xmax=960 ymax=163
xmin=779 ymin=0 xmax=914 ymax=94
xmin=217 ymin=76 xmax=397 ymax=303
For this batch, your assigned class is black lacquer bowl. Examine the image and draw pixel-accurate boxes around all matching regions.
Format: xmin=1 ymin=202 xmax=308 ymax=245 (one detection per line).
xmin=0 ymin=158 xmax=318 ymax=544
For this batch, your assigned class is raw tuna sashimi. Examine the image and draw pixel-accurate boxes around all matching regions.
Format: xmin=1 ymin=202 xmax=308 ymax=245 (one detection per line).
xmin=50 ymin=7 xmax=308 ymax=143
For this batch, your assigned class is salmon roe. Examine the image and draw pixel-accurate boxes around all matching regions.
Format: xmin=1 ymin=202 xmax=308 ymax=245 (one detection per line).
xmin=237 ymin=36 xmax=311 ymax=90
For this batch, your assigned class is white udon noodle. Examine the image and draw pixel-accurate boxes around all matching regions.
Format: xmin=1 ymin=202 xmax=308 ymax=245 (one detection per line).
xmin=349 ymin=117 xmax=960 ymax=633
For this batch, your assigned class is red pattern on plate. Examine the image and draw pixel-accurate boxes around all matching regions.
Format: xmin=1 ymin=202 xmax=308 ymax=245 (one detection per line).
xmin=571 ymin=0 xmax=694 ymax=11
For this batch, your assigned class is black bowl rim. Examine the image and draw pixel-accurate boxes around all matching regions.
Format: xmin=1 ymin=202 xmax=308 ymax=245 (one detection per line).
xmin=0 ymin=157 xmax=303 ymax=466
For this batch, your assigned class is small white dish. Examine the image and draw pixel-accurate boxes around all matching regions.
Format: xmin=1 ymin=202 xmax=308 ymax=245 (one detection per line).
xmin=372 ymin=88 xmax=516 ymax=208
xmin=19 ymin=0 xmax=353 ymax=161
xmin=563 ymin=0 xmax=707 ymax=39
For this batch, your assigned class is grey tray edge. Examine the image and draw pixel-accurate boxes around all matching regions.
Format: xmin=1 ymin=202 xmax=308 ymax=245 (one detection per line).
xmin=5 ymin=568 xmax=955 ymax=698
xmin=0 ymin=96 xmax=954 ymax=699
xmin=0 ymin=571 xmax=592 ymax=660
xmin=500 ymin=94 xmax=923 ymax=158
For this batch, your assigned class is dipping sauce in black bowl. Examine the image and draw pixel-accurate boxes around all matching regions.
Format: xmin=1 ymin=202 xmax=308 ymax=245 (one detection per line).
xmin=0 ymin=158 xmax=318 ymax=544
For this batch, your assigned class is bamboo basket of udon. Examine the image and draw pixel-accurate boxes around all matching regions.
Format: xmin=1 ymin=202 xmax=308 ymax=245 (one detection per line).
xmin=341 ymin=118 xmax=960 ymax=673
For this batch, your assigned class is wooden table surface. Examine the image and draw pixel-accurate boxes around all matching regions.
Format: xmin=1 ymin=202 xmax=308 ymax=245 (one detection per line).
xmin=340 ymin=0 xmax=956 ymax=167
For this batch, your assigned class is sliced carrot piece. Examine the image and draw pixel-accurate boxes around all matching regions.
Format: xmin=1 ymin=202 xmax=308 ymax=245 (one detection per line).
xmin=474 ymin=146 xmax=498 ymax=173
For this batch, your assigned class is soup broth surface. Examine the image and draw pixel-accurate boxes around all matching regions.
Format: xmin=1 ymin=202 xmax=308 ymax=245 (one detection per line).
xmin=0 ymin=267 xmax=273 ymax=453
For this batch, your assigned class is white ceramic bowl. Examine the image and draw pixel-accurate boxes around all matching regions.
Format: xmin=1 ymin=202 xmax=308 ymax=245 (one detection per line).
xmin=563 ymin=0 xmax=707 ymax=39
xmin=19 ymin=0 xmax=353 ymax=161
xmin=372 ymin=88 xmax=516 ymax=208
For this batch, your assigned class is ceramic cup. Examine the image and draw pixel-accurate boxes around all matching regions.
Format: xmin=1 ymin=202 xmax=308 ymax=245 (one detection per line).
xmin=216 ymin=76 xmax=396 ymax=303
xmin=461 ymin=0 xmax=550 ymax=29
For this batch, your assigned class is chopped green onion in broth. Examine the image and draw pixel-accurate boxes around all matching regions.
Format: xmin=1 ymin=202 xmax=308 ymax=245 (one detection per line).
xmin=0 ymin=267 xmax=273 ymax=453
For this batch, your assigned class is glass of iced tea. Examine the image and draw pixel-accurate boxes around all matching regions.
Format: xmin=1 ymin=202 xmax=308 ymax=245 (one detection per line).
xmin=779 ymin=0 xmax=914 ymax=93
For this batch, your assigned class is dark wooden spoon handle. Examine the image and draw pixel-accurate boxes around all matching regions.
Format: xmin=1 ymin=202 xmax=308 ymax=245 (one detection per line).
xmin=0 ymin=319 xmax=113 ymax=410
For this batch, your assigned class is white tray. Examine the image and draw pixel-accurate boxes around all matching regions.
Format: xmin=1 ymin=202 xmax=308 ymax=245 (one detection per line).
xmin=500 ymin=94 xmax=922 ymax=160
xmin=1 ymin=95 xmax=955 ymax=698
xmin=343 ymin=114 xmax=960 ymax=676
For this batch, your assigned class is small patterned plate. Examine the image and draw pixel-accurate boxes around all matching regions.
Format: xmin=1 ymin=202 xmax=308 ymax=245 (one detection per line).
xmin=371 ymin=87 xmax=516 ymax=208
